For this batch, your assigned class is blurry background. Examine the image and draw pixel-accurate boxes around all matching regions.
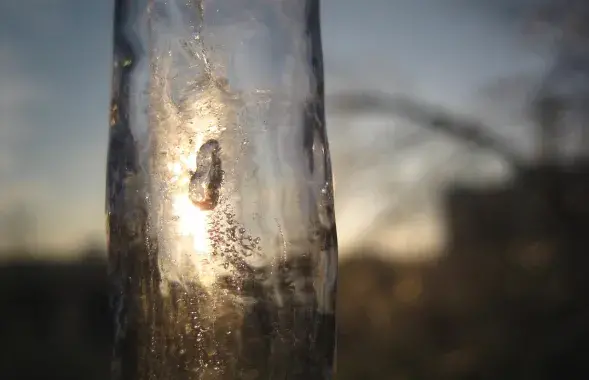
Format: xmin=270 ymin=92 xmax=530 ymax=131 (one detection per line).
xmin=1 ymin=0 xmax=589 ymax=379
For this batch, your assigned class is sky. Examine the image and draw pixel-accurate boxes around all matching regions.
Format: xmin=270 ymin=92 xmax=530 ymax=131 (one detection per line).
xmin=0 ymin=0 xmax=553 ymax=260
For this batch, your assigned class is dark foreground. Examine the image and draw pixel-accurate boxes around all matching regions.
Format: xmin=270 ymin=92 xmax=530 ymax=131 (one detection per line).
xmin=1 ymin=246 xmax=589 ymax=380
xmin=3 ymin=163 xmax=589 ymax=379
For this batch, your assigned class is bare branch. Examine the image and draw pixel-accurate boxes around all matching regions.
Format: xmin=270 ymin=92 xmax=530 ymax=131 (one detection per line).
xmin=328 ymin=91 xmax=524 ymax=170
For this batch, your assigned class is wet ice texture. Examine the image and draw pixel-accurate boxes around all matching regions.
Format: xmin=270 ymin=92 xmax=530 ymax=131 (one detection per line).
xmin=107 ymin=0 xmax=337 ymax=379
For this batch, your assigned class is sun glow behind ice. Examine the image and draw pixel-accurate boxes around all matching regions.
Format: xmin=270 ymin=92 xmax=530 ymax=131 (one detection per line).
xmin=164 ymin=151 xmax=215 ymax=287
xmin=167 ymin=139 xmax=213 ymax=256
xmin=160 ymin=126 xmax=227 ymax=289
xmin=172 ymin=193 xmax=212 ymax=254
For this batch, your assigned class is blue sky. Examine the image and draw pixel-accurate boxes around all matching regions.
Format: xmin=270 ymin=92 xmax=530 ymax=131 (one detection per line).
xmin=0 ymin=0 xmax=550 ymax=258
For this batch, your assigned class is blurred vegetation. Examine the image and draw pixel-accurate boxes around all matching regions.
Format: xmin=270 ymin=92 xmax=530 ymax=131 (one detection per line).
xmin=0 ymin=255 xmax=111 ymax=380
xmin=2 ymin=163 xmax=589 ymax=379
